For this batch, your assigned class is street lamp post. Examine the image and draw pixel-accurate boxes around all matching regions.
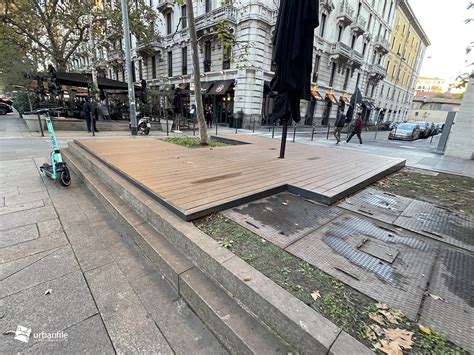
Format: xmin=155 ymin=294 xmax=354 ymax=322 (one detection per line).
xmin=120 ymin=0 xmax=138 ymax=135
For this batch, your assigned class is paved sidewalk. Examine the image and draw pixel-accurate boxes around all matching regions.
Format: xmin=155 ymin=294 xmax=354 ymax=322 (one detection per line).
xmin=0 ymin=115 xmax=226 ymax=353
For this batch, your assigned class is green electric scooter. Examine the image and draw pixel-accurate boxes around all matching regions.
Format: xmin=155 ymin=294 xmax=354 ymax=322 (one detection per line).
xmin=32 ymin=108 xmax=71 ymax=187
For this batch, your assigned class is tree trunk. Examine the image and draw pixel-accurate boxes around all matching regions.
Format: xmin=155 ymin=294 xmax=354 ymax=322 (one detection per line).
xmin=186 ymin=0 xmax=208 ymax=145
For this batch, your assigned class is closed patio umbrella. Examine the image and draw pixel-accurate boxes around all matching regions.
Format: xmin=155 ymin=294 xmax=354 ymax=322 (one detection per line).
xmin=271 ymin=0 xmax=319 ymax=158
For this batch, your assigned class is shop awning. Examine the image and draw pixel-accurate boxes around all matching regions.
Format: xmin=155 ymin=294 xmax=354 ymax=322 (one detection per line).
xmin=200 ymin=81 xmax=214 ymax=94
xmin=340 ymin=96 xmax=350 ymax=104
xmin=311 ymin=87 xmax=324 ymax=100
xmin=207 ymin=80 xmax=234 ymax=95
xmin=55 ymin=72 xmax=139 ymax=90
xmin=177 ymin=83 xmax=189 ymax=90
xmin=326 ymin=92 xmax=338 ymax=104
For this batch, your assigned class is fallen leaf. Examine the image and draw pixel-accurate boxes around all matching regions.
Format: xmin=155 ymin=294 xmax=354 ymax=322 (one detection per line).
xmin=44 ymin=288 xmax=53 ymax=295
xmin=418 ymin=323 xmax=432 ymax=335
xmin=384 ymin=328 xmax=414 ymax=350
xmin=379 ymin=310 xmax=399 ymax=324
xmin=243 ymin=276 xmax=251 ymax=282
xmin=282 ymin=202 xmax=288 ymax=206
xmin=365 ymin=326 xmax=378 ymax=341
xmin=311 ymin=290 xmax=321 ymax=301
xmin=375 ymin=339 xmax=403 ymax=355
xmin=429 ymin=293 xmax=442 ymax=300
xmin=376 ymin=302 xmax=389 ymax=310
xmin=370 ymin=324 xmax=384 ymax=336
xmin=369 ymin=312 xmax=385 ymax=325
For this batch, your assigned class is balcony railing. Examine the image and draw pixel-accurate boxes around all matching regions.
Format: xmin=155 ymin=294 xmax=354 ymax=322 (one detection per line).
xmin=351 ymin=15 xmax=367 ymax=36
xmin=330 ymin=42 xmax=352 ymax=61
xmin=195 ymin=5 xmax=238 ymax=32
xmin=351 ymin=50 xmax=364 ymax=68
xmin=337 ymin=0 xmax=354 ymax=26
xmin=368 ymin=63 xmax=386 ymax=79
xmin=107 ymin=48 xmax=124 ymax=64
xmin=373 ymin=35 xmax=390 ymax=54
xmin=136 ymin=38 xmax=163 ymax=56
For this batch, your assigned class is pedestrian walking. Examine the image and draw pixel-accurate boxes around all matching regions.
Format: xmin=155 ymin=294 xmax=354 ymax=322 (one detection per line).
xmin=83 ymin=97 xmax=98 ymax=133
xmin=333 ymin=108 xmax=346 ymax=144
xmin=205 ymin=107 xmax=213 ymax=128
xmin=346 ymin=113 xmax=363 ymax=144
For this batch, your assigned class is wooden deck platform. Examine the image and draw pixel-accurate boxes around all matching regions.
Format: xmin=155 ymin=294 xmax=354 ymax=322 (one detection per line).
xmin=75 ymin=135 xmax=405 ymax=221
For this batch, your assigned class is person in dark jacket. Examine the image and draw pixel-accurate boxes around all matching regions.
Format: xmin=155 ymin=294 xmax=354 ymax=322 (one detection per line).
xmin=346 ymin=113 xmax=363 ymax=144
xmin=83 ymin=97 xmax=98 ymax=133
xmin=333 ymin=107 xmax=346 ymax=144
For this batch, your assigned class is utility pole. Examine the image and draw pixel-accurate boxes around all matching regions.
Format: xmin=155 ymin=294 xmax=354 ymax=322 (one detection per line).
xmin=120 ymin=0 xmax=138 ymax=135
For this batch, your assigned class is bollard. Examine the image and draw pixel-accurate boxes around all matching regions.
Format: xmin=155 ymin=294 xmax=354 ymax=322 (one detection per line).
xmin=311 ymin=126 xmax=315 ymax=141
xmin=235 ymin=124 xmax=238 ymax=134
xmin=272 ymin=123 xmax=275 ymax=139
xmin=252 ymin=119 xmax=255 ymax=133
xmin=374 ymin=120 xmax=380 ymax=140
xmin=37 ymin=114 xmax=44 ymax=137
xmin=430 ymin=133 xmax=434 ymax=144
xmin=216 ymin=123 xmax=218 ymax=135
xmin=166 ymin=116 xmax=169 ymax=136
xmin=193 ymin=120 xmax=196 ymax=136
xmin=293 ymin=124 xmax=296 ymax=142
xmin=91 ymin=113 xmax=95 ymax=137
xmin=326 ymin=123 xmax=331 ymax=140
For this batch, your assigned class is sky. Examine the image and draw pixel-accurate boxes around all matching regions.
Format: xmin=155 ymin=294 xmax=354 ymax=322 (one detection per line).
xmin=408 ymin=0 xmax=473 ymax=83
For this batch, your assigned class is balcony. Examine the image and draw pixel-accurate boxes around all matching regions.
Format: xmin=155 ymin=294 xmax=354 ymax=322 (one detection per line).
xmin=136 ymin=38 xmax=163 ymax=57
xmin=157 ymin=0 xmax=173 ymax=13
xmin=107 ymin=48 xmax=124 ymax=65
xmin=368 ymin=64 xmax=386 ymax=80
xmin=195 ymin=5 xmax=238 ymax=33
xmin=337 ymin=0 xmax=354 ymax=26
xmin=330 ymin=42 xmax=352 ymax=62
xmin=373 ymin=35 xmax=390 ymax=54
xmin=320 ymin=0 xmax=336 ymax=13
xmin=351 ymin=50 xmax=364 ymax=69
xmin=351 ymin=15 xmax=367 ymax=36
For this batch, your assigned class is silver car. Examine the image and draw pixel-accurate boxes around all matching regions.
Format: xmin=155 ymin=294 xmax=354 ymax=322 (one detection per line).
xmin=388 ymin=123 xmax=421 ymax=141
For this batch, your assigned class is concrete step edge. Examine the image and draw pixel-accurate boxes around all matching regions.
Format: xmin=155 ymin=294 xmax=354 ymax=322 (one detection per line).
xmin=65 ymin=141 xmax=372 ymax=355
xmin=64 ymin=147 xmax=289 ymax=355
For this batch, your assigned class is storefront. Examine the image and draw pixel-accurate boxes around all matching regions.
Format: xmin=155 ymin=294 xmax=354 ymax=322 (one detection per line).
xmin=322 ymin=90 xmax=338 ymax=125
xmin=202 ymin=80 xmax=235 ymax=125
xmin=304 ymin=85 xmax=324 ymax=125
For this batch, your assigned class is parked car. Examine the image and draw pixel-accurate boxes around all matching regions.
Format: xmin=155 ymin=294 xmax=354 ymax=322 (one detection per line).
xmin=388 ymin=123 xmax=420 ymax=141
xmin=427 ymin=122 xmax=436 ymax=136
xmin=435 ymin=123 xmax=444 ymax=134
xmin=0 ymin=97 xmax=13 ymax=115
xmin=415 ymin=121 xmax=431 ymax=138
xmin=388 ymin=121 xmax=398 ymax=131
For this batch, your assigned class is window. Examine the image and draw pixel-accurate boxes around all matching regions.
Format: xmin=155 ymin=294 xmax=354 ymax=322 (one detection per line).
xmin=387 ymin=87 xmax=390 ymax=98
xmin=329 ymin=62 xmax=337 ymax=87
xmin=365 ymin=82 xmax=370 ymax=96
xmin=343 ymin=69 xmax=350 ymax=90
xmin=415 ymin=111 xmax=419 ymax=117
xmin=382 ymin=0 xmax=387 ymax=17
xmin=181 ymin=5 xmax=187 ymax=29
xmin=320 ymin=13 xmax=327 ymax=37
xmin=386 ymin=60 xmax=390 ymax=71
xmin=380 ymin=85 xmax=384 ymax=95
xmin=312 ymin=55 xmax=320 ymax=82
xmin=355 ymin=72 xmax=361 ymax=89
xmin=205 ymin=0 xmax=211 ymax=13
xmin=166 ymin=12 xmax=172 ymax=34
xmin=387 ymin=1 xmax=393 ymax=22
xmin=391 ymin=37 xmax=396 ymax=49
xmin=152 ymin=56 xmax=156 ymax=79
xmin=138 ymin=59 xmax=143 ymax=81
xmin=367 ymin=14 xmax=372 ymax=31
xmin=204 ymin=41 xmax=211 ymax=72
xmin=223 ymin=46 xmax=231 ymax=70
xmin=131 ymin=61 xmax=136 ymax=82
xmin=391 ymin=64 xmax=396 ymax=80
xmin=357 ymin=1 xmax=362 ymax=16
xmin=182 ymin=47 xmax=187 ymax=75
xmin=337 ymin=25 xmax=343 ymax=42
xmin=371 ymin=84 xmax=376 ymax=97
xmin=362 ymin=41 xmax=367 ymax=56
xmin=377 ymin=23 xmax=382 ymax=37
xmin=168 ymin=51 xmax=173 ymax=77
xmin=351 ymin=35 xmax=357 ymax=49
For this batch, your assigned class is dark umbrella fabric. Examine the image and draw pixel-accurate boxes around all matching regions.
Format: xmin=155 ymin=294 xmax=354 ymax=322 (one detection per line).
xmin=350 ymin=87 xmax=363 ymax=106
xmin=270 ymin=0 xmax=319 ymax=124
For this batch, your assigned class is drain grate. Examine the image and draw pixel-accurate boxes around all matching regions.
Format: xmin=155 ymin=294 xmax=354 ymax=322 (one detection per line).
xmin=223 ymin=192 xmax=343 ymax=248
xmin=339 ymin=188 xmax=412 ymax=224
xmin=395 ymin=200 xmax=474 ymax=252
xmin=287 ymin=214 xmax=438 ymax=319
xmin=419 ymin=248 xmax=474 ymax=353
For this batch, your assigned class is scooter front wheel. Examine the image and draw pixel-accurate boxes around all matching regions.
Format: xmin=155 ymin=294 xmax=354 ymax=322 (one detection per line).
xmin=59 ymin=167 xmax=72 ymax=187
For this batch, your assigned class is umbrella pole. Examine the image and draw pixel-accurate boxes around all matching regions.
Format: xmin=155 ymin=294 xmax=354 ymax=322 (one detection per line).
xmin=279 ymin=118 xmax=288 ymax=159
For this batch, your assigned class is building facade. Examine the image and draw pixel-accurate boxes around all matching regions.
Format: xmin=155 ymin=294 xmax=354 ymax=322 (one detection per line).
xmin=374 ymin=0 xmax=430 ymax=123
xmin=416 ymin=77 xmax=446 ymax=93
xmin=407 ymin=96 xmax=461 ymax=123
xmin=69 ymin=0 xmax=427 ymax=128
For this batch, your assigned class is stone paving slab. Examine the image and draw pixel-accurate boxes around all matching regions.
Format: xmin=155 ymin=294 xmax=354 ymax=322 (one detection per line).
xmin=22 ymin=314 xmax=115 ymax=354
xmin=419 ymin=248 xmax=474 ymax=354
xmin=0 ymin=246 xmax=80 ymax=298
xmin=0 ymin=271 xmax=98 ymax=353
xmin=0 ymin=248 xmax=56 ymax=281
xmin=0 ymin=205 xmax=57 ymax=231
xmin=130 ymin=271 xmax=228 ymax=355
xmin=0 ymin=231 xmax=68 ymax=264
xmin=0 ymin=200 xmax=45 ymax=216
xmin=4 ymin=190 xmax=49 ymax=206
xmin=0 ymin=224 xmax=39 ymax=248
xmin=84 ymin=262 xmax=173 ymax=354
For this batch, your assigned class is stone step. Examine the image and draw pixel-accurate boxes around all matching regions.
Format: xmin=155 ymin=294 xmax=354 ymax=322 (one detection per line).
xmin=65 ymin=140 xmax=372 ymax=355
xmin=63 ymin=146 xmax=289 ymax=355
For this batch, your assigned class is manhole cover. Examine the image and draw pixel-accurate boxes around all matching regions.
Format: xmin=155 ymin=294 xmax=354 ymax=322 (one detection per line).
xmin=339 ymin=188 xmax=412 ymax=224
xmin=287 ymin=214 xmax=438 ymax=320
xmin=223 ymin=192 xmax=343 ymax=248
xmin=395 ymin=200 xmax=474 ymax=252
xmin=358 ymin=239 xmax=400 ymax=263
